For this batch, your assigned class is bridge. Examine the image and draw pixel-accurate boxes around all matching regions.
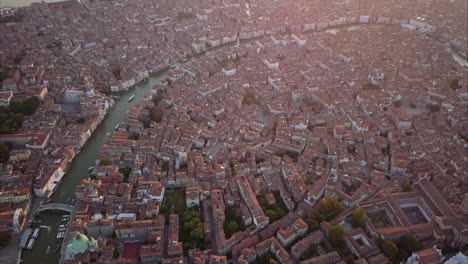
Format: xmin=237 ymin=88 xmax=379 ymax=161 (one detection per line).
xmin=37 ymin=203 xmax=74 ymax=213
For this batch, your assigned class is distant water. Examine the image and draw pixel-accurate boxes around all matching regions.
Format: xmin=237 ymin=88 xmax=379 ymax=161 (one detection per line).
xmin=0 ymin=0 xmax=65 ymax=8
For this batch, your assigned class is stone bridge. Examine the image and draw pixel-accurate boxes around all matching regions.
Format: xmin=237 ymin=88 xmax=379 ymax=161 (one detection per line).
xmin=37 ymin=203 xmax=74 ymax=213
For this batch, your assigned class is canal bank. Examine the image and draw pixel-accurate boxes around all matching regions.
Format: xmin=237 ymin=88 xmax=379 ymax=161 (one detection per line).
xmin=21 ymin=70 xmax=170 ymax=264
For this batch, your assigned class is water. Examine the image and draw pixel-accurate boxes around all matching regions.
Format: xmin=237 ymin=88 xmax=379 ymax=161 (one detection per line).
xmin=0 ymin=0 xmax=63 ymax=8
xmin=21 ymin=71 xmax=169 ymax=264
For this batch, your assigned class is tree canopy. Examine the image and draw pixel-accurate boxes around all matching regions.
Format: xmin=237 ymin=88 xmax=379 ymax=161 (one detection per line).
xmin=0 ymin=97 xmax=39 ymax=134
xmin=150 ymin=107 xmax=163 ymax=123
xmin=224 ymin=206 xmax=245 ymax=238
xmin=352 ymin=208 xmax=368 ymax=227
xmin=243 ymin=88 xmax=256 ymax=105
xmin=381 ymin=240 xmax=399 ymax=261
xmin=0 ymin=64 xmax=15 ymax=82
xmin=181 ymin=210 xmax=204 ymax=252
xmin=328 ymin=225 xmax=345 ymax=247
xmin=398 ymin=235 xmax=422 ymax=254
xmin=305 ymin=218 xmax=319 ymax=232
xmin=401 ymin=182 xmax=412 ymax=192
xmin=0 ymin=143 xmax=12 ymax=163
xmin=99 ymin=159 xmax=113 ymax=166
xmin=450 ymin=79 xmax=461 ymax=91
xmin=315 ymin=197 xmax=343 ymax=221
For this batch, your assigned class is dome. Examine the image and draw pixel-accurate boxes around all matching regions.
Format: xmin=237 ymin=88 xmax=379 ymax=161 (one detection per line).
xmin=69 ymin=232 xmax=90 ymax=252
xmin=66 ymin=232 xmax=98 ymax=257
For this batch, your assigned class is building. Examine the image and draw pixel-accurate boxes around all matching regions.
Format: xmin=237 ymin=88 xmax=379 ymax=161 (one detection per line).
xmin=114 ymin=217 xmax=164 ymax=240
xmin=65 ymin=232 xmax=99 ymax=260
xmin=84 ymin=219 xmax=114 ymax=237
xmin=0 ymin=91 xmax=13 ymax=105
xmin=406 ymin=247 xmax=444 ymax=264
xmin=2 ymin=78 xmax=18 ymax=93
xmin=65 ymin=87 xmax=85 ymax=103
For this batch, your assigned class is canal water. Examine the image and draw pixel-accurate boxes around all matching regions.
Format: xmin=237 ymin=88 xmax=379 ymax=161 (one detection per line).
xmin=22 ymin=71 xmax=169 ymax=264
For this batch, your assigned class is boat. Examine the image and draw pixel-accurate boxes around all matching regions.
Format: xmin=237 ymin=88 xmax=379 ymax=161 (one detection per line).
xmin=20 ymin=229 xmax=32 ymax=249
xmin=128 ymin=95 xmax=135 ymax=102
xmin=27 ymin=238 xmax=35 ymax=249
xmin=88 ymin=166 xmax=94 ymax=172
xmin=114 ymin=124 xmax=119 ymax=130
xmin=32 ymin=228 xmax=40 ymax=239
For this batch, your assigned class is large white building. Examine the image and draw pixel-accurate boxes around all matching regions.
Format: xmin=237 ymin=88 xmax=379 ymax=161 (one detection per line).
xmin=65 ymin=88 xmax=85 ymax=103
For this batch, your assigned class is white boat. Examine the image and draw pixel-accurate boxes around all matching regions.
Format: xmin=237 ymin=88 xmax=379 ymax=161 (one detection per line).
xmin=114 ymin=124 xmax=119 ymax=130
xmin=56 ymin=231 xmax=65 ymax=239
xmin=128 ymin=95 xmax=135 ymax=102
xmin=27 ymin=238 xmax=35 ymax=249
xmin=32 ymin=228 xmax=40 ymax=239
xmin=88 ymin=166 xmax=94 ymax=172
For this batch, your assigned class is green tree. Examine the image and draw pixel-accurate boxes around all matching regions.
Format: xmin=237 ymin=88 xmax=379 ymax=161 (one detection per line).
xmin=265 ymin=209 xmax=277 ymax=221
xmin=99 ymin=159 xmax=113 ymax=166
xmin=269 ymin=259 xmax=279 ymax=264
xmin=392 ymin=100 xmax=402 ymax=107
xmin=328 ymin=225 xmax=345 ymax=247
xmin=0 ymin=232 xmax=11 ymax=248
xmin=363 ymin=83 xmax=380 ymax=90
xmin=190 ymin=227 xmax=204 ymax=240
xmin=226 ymin=221 xmax=239 ymax=234
xmin=450 ymin=79 xmax=461 ymax=91
xmin=0 ymin=97 xmax=39 ymax=134
xmin=150 ymin=107 xmax=163 ymax=123
xmin=316 ymin=197 xmax=343 ymax=221
xmin=119 ymin=167 xmax=132 ymax=182
xmin=382 ymin=240 xmax=399 ymax=260
xmin=398 ymin=235 xmax=422 ymax=254
xmin=401 ymin=182 xmax=412 ymax=192
xmin=352 ymin=208 xmax=368 ymax=227
xmin=305 ymin=218 xmax=319 ymax=232
xmin=10 ymin=97 xmax=39 ymax=116
xmin=128 ymin=132 xmax=139 ymax=140
xmin=0 ymin=143 xmax=11 ymax=163
xmin=243 ymin=88 xmax=256 ymax=105
xmin=0 ymin=64 xmax=15 ymax=82
xmin=152 ymin=94 xmax=164 ymax=106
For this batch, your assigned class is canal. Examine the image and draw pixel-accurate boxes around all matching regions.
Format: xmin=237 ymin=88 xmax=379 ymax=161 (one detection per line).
xmin=21 ymin=70 xmax=170 ymax=264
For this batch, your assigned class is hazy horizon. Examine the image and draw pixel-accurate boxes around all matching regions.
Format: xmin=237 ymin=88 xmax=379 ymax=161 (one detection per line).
xmin=0 ymin=0 xmax=64 ymax=8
